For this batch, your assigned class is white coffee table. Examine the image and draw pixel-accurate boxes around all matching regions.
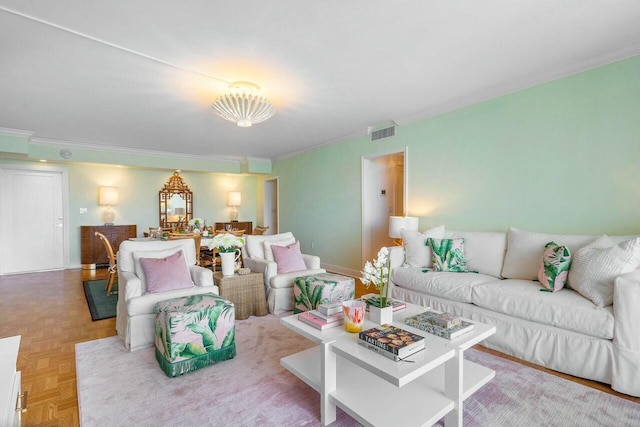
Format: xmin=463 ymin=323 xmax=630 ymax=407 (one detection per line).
xmin=280 ymin=302 xmax=496 ymax=426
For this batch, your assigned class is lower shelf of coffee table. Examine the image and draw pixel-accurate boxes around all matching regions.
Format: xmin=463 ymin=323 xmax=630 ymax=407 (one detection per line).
xmin=281 ymin=345 xmax=495 ymax=426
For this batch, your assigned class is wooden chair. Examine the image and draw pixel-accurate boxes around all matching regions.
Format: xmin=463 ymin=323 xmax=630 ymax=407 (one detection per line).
xmin=252 ymin=226 xmax=269 ymax=235
xmin=168 ymin=234 xmax=203 ymax=266
xmin=94 ymin=231 xmax=117 ymax=296
xmin=214 ymin=229 xmax=246 ymax=237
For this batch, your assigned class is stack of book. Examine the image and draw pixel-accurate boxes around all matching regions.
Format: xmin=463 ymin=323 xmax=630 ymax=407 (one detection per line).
xmin=297 ymin=303 xmax=344 ymax=330
xmin=404 ymin=310 xmax=474 ymax=339
xmin=357 ymin=324 xmax=425 ymax=361
xmin=360 ymin=293 xmax=407 ymax=312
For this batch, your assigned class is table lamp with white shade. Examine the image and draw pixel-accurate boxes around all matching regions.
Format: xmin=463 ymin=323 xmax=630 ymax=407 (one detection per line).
xmin=228 ymin=191 xmax=241 ymax=221
xmin=389 ymin=215 xmax=419 ymax=245
xmin=99 ymin=186 xmax=119 ymax=225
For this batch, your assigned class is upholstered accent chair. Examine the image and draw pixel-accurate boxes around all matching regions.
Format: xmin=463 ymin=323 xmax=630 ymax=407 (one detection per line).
xmin=116 ymin=239 xmax=217 ymax=351
xmin=241 ymin=232 xmax=325 ymax=314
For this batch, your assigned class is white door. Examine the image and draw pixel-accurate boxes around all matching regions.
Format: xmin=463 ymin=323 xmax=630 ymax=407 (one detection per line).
xmin=0 ymin=167 xmax=65 ymax=274
xmin=361 ymin=150 xmax=406 ymax=264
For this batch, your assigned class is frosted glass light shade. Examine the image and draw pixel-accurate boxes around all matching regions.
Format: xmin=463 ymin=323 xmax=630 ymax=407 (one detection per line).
xmin=389 ymin=216 xmax=419 ymax=238
xmin=99 ymin=186 xmax=119 ymax=206
xmin=228 ymin=191 xmax=241 ymax=207
xmin=212 ymin=82 xmax=275 ymax=127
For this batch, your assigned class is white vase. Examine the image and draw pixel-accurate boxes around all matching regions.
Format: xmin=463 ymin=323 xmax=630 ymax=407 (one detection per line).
xmin=370 ymin=305 xmax=393 ymax=325
xmin=220 ymin=251 xmax=237 ymax=276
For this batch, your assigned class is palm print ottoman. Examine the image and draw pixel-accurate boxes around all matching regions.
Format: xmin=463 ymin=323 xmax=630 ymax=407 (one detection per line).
xmin=154 ymin=293 xmax=236 ymax=377
xmin=293 ymin=273 xmax=355 ymax=313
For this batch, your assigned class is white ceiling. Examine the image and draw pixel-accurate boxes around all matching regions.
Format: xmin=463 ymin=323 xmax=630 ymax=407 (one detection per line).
xmin=1 ymin=1 xmax=639 ymax=161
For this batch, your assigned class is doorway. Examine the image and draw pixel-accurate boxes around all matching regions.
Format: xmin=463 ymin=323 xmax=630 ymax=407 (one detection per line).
xmin=361 ymin=149 xmax=407 ymax=264
xmin=263 ymin=177 xmax=278 ymax=235
xmin=0 ymin=166 xmax=68 ymax=274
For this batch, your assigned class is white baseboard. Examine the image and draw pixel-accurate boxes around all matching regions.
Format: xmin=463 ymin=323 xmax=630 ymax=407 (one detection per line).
xmin=320 ymin=263 xmax=360 ymax=279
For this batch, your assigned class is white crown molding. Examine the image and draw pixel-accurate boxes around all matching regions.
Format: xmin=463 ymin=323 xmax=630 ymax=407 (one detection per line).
xmin=395 ymin=45 xmax=640 ymax=126
xmin=29 ymin=137 xmax=242 ymax=164
xmin=0 ymin=127 xmax=34 ymax=138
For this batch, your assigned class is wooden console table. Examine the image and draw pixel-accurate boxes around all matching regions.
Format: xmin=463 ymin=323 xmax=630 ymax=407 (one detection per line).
xmin=81 ymin=225 xmax=137 ymax=268
xmin=214 ymin=221 xmax=252 ymax=234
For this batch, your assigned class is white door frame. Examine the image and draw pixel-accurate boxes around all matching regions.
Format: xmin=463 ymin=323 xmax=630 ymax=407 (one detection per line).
xmin=263 ymin=176 xmax=279 ymax=234
xmin=361 ymin=147 xmax=408 ymax=266
xmin=0 ymin=163 xmax=70 ymax=274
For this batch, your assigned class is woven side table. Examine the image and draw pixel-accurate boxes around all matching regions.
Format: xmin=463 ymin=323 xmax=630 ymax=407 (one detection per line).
xmin=213 ymin=271 xmax=268 ymax=320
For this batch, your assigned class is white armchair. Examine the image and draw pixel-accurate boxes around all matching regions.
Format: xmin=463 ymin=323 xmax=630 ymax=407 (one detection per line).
xmin=116 ymin=239 xmax=217 ymax=351
xmin=242 ymin=232 xmax=325 ymax=314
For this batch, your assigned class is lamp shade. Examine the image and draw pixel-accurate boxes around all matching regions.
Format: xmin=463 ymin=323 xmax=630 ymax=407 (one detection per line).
xmin=389 ymin=216 xmax=419 ymax=238
xmin=228 ymin=191 xmax=241 ymax=207
xmin=99 ymin=186 xmax=119 ymax=206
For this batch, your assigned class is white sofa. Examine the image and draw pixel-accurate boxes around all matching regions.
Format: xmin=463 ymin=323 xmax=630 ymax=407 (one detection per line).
xmin=116 ymin=239 xmax=217 ymax=351
xmin=389 ymin=226 xmax=640 ymax=397
xmin=241 ymin=232 xmax=325 ymax=314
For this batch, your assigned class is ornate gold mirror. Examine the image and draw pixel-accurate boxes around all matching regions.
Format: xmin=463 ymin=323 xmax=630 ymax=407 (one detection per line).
xmin=159 ymin=171 xmax=193 ymax=229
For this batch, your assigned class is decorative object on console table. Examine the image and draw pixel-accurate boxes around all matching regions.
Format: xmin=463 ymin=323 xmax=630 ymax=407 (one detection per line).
xmin=405 ymin=310 xmax=475 ymax=340
xmin=98 ymin=186 xmax=118 ymax=225
xmin=358 ymin=324 xmax=425 ymax=361
xmin=388 ymin=215 xmax=419 ymax=245
xmin=227 ymin=191 xmax=241 ymax=221
xmin=215 ymin=221 xmax=252 ymax=233
xmin=213 ymin=271 xmax=267 ymax=320
xmin=81 ymin=225 xmax=137 ymax=269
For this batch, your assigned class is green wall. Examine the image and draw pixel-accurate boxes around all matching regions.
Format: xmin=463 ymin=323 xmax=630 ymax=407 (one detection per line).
xmin=273 ymin=57 xmax=640 ymax=271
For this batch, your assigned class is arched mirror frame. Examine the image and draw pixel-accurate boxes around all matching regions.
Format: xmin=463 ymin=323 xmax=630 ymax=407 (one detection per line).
xmin=159 ymin=171 xmax=193 ymax=229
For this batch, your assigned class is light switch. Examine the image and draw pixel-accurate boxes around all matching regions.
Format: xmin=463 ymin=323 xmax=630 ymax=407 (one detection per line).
xmin=80 ymin=208 xmax=87 ymax=214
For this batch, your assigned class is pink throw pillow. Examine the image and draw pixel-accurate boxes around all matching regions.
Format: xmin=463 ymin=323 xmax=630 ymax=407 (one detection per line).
xmin=271 ymin=241 xmax=307 ymax=274
xmin=139 ymin=250 xmax=194 ymax=294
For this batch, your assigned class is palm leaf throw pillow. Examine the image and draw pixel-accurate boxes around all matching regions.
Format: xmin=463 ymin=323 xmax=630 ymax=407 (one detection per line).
xmin=428 ymin=238 xmax=468 ymax=272
xmin=537 ymin=241 xmax=571 ymax=292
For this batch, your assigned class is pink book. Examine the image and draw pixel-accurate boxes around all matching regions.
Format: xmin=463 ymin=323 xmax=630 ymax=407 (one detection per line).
xmin=298 ymin=311 xmax=344 ymax=330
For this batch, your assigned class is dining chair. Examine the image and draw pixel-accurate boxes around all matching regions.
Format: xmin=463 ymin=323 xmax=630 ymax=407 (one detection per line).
xmin=252 ymin=226 xmax=269 ymax=235
xmin=168 ymin=234 xmax=203 ymax=266
xmin=94 ymin=231 xmax=118 ymax=296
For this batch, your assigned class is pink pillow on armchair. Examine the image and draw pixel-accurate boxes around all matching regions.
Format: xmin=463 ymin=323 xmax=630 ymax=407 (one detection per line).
xmin=139 ymin=250 xmax=194 ymax=293
xmin=271 ymin=241 xmax=307 ymax=274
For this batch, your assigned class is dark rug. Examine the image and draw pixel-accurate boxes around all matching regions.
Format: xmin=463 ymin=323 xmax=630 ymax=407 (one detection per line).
xmin=83 ymin=279 xmax=117 ymax=321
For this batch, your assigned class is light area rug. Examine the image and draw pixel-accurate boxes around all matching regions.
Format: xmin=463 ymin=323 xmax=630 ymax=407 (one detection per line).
xmin=76 ymin=315 xmax=640 ymax=427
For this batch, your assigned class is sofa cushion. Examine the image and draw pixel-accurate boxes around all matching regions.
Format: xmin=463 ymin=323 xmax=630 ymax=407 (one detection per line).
xmin=537 ymin=242 xmax=571 ymax=292
xmin=472 ymin=279 xmax=614 ymax=340
xmin=448 ymin=230 xmax=506 ymax=278
xmin=263 ymin=235 xmax=296 ymax=261
xmin=140 ymin=250 xmax=195 ymax=294
xmin=391 ymin=267 xmax=497 ymax=303
xmin=568 ymin=236 xmax=640 ymax=307
xmin=428 ymin=238 xmax=468 ymax=272
xmin=502 ymin=228 xmax=597 ymax=280
xmin=245 ymin=232 xmax=295 ymax=260
xmin=132 ymin=246 xmax=189 ymax=294
xmin=271 ymin=241 xmax=307 ymax=273
xmin=401 ymin=225 xmax=445 ymax=267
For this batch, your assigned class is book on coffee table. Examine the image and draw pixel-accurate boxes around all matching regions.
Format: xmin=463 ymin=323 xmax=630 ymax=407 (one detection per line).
xmin=298 ymin=311 xmax=344 ymax=330
xmin=358 ymin=324 xmax=425 ymax=361
xmin=404 ymin=310 xmax=474 ymax=340
xmin=359 ymin=293 xmax=407 ymax=312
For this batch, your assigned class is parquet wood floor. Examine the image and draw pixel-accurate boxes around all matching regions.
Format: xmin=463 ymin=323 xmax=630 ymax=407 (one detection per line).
xmin=0 ymin=269 xmax=635 ymax=426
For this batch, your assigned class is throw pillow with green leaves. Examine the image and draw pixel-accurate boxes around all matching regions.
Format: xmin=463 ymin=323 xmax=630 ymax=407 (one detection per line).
xmin=428 ymin=238 xmax=468 ymax=272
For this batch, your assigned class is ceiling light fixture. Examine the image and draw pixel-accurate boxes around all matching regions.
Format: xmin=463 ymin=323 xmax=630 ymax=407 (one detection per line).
xmin=211 ymin=81 xmax=275 ymax=127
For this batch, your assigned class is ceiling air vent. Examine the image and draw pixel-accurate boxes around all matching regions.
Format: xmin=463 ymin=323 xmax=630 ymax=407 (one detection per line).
xmin=369 ymin=122 xmax=396 ymax=142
